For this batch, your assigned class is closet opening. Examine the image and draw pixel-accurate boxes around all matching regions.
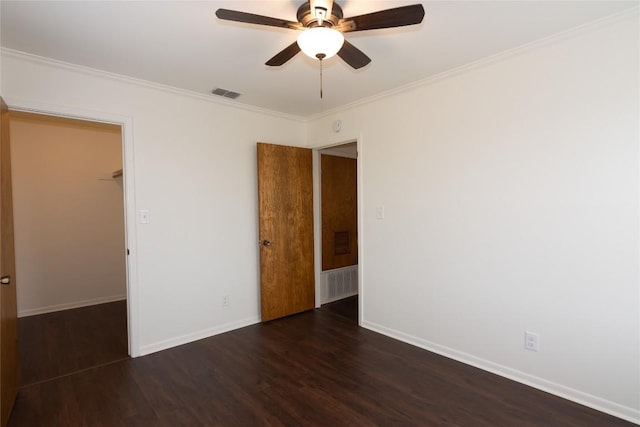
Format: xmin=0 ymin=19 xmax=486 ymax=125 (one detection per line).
xmin=9 ymin=111 xmax=129 ymax=385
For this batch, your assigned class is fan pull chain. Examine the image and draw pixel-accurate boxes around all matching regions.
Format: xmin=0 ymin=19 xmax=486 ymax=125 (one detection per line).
xmin=320 ymin=58 xmax=323 ymax=99
xmin=316 ymin=53 xmax=326 ymax=99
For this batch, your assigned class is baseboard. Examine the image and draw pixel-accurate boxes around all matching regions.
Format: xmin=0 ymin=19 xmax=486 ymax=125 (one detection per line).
xmin=18 ymin=294 xmax=127 ymax=318
xmin=139 ymin=316 xmax=261 ymax=357
xmin=361 ymin=320 xmax=640 ymax=425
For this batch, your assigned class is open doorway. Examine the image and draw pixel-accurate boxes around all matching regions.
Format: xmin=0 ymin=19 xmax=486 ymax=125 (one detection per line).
xmin=9 ymin=111 xmax=129 ymax=385
xmin=318 ymin=142 xmax=358 ymax=323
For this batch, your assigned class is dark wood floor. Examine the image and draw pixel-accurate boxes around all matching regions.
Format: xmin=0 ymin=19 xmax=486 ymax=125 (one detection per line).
xmin=10 ymin=298 xmax=632 ymax=426
xmin=18 ymin=300 xmax=129 ymax=386
xmin=320 ymin=295 xmax=358 ymax=322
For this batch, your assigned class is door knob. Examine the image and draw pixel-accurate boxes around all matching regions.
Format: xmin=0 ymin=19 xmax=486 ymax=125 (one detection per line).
xmin=0 ymin=276 xmax=10 ymax=285
xmin=262 ymin=240 xmax=271 ymax=247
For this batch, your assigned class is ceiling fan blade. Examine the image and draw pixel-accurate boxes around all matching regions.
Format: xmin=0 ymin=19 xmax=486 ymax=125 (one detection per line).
xmin=216 ymin=9 xmax=302 ymax=30
xmin=266 ymin=42 xmax=301 ymax=66
xmin=338 ymin=4 xmax=425 ymax=33
xmin=337 ymin=40 xmax=371 ymax=69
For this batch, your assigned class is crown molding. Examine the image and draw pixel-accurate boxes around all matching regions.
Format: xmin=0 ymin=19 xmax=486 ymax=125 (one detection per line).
xmin=2 ymin=5 xmax=637 ymax=124
xmin=307 ymin=5 xmax=639 ymax=122
xmin=0 ymin=47 xmax=307 ymax=123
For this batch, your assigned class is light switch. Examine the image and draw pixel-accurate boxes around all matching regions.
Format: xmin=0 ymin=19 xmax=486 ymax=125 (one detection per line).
xmin=139 ymin=209 xmax=150 ymax=224
xmin=376 ymin=206 xmax=385 ymax=220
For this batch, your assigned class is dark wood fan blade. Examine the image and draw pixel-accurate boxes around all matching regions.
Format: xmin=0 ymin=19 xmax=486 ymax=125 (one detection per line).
xmin=266 ymin=42 xmax=301 ymax=66
xmin=216 ymin=9 xmax=302 ymax=30
xmin=337 ymin=40 xmax=371 ymax=69
xmin=338 ymin=4 xmax=425 ymax=33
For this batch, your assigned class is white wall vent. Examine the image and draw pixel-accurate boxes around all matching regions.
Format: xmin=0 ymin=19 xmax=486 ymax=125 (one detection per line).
xmin=321 ymin=265 xmax=358 ymax=304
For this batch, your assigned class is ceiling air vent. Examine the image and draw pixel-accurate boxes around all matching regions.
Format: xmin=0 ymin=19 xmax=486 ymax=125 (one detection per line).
xmin=211 ymin=88 xmax=241 ymax=99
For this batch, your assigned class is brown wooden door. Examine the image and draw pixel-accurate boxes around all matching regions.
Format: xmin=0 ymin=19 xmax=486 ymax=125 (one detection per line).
xmin=257 ymin=143 xmax=314 ymax=322
xmin=321 ymin=154 xmax=358 ymax=271
xmin=0 ymin=98 xmax=20 ymax=426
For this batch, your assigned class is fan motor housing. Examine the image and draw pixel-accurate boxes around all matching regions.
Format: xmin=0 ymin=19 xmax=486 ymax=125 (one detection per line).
xmin=297 ymin=1 xmax=343 ymax=28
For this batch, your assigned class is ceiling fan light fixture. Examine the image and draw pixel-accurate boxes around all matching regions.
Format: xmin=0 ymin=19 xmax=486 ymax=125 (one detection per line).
xmin=297 ymin=27 xmax=344 ymax=60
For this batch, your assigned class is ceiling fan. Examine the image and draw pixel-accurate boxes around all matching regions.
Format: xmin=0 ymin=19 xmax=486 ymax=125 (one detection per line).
xmin=215 ymin=0 xmax=426 ymax=70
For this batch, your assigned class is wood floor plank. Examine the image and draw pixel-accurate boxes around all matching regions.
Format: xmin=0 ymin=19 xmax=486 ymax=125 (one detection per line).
xmin=8 ymin=299 xmax=634 ymax=426
xmin=18 ymin=300 xmax=129 ymax=386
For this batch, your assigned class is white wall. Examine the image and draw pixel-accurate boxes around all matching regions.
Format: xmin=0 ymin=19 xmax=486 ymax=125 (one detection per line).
xmin=308 ymin=11 xmax=639 ymax=423
xmin=0 ymin=49 xmax=307 ymax=356
xmin=11 ymin=114 xmax=126 ymax=316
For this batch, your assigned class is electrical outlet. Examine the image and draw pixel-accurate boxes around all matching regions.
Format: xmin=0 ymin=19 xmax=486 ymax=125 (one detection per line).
xmin=525 ymin=331 xmax=539 ymax=352
xmin=222 ymin=294 xmax=230 ymax=307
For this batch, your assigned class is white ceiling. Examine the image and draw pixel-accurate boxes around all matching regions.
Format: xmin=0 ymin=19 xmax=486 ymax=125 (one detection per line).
xmin=1 ymin=1 xmax=637 ymax=118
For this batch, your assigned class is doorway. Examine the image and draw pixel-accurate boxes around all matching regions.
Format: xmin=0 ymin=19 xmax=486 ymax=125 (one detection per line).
xmin=9 ymin=112 xmax=129 ymax=385
xmin=318 ymin=142 xmax=358 ymax=323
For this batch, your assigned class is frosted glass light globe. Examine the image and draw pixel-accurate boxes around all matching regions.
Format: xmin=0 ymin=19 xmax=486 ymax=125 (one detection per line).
xmin=297 ymin=27 xmax=344 ymax=59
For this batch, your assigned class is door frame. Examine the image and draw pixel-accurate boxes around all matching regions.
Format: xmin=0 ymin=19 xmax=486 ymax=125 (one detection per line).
xmin=312 ymin=135 xmax=363 ymax=325
xmin=2 ymin=97 xmax=140 ymax=357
